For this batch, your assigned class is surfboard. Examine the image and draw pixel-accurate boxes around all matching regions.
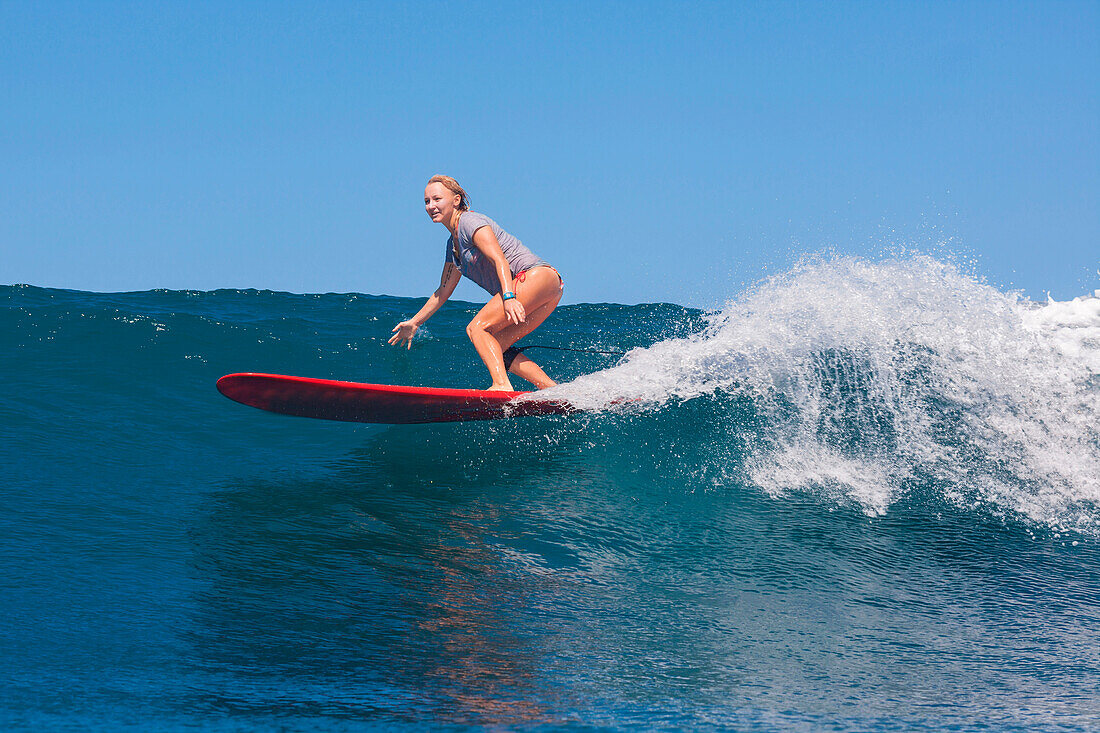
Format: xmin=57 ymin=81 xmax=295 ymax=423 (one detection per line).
xmin=216 ymin=373 xmax=574 ymax=424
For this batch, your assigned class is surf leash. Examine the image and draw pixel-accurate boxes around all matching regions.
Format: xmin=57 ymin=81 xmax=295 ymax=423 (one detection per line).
xmin=501 ymin=341 xmax=624 ymax=367
xmin=513 ymin=344 xmax=627 ymax=356
xmin=502 ymin=344 xmax=626 ymax=370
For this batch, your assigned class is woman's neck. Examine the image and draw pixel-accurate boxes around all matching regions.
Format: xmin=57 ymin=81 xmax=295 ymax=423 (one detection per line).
xmin=446 ymin=209 xmax=462 ymax=236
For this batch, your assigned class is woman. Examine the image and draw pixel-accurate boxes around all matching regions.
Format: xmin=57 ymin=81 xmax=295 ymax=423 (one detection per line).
xmin=388 ymin=175 xmax=564 ymax=391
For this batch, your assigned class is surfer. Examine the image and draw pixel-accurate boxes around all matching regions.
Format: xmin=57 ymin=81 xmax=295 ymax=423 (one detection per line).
xmin=388 ymin=175 xmax=564 ymax=391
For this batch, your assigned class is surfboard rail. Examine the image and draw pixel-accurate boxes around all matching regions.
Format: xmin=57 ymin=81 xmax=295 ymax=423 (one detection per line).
xmin=216 ymin=372 xmax=574 ymax=424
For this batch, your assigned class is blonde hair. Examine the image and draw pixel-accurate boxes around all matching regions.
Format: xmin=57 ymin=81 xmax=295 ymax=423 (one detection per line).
xmin=427 ymin=174 xmax=470 ymax=211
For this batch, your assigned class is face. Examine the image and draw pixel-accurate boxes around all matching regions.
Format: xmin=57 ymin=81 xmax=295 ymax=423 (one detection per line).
xmin=424 ymin=182 xmax=461 ymax=223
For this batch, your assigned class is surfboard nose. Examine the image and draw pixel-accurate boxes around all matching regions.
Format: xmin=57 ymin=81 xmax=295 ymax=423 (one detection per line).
xmin=216 ymin=372 xmax=249 ymax=400
xmin=216 ymin=373 xmax=273 ymax=408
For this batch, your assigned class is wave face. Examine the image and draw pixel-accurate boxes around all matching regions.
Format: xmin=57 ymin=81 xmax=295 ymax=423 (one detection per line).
xmin=3 ymin=260 xmax=1099 ymax=731
xmin=558 ymin=255 xmax=1100 ymax=528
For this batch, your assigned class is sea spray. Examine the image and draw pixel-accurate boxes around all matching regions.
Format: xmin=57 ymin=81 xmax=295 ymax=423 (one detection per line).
xmin=555 ymin=255 xmax=1100 ymax=528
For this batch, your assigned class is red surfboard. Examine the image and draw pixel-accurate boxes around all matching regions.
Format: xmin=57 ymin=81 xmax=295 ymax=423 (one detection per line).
xmin=216 ymin=373 xmax=574 ymax=424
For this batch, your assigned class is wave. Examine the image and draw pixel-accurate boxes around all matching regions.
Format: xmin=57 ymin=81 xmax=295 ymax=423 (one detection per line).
xmin=5 ymin=256 xmax=1099 ymax=534
xmin=554 ymin=255 xmax=1100 ymax=529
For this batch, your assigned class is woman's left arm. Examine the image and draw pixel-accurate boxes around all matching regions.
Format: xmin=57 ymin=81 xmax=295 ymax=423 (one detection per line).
xmin=471 ymin=226 xmax=526 ymax=325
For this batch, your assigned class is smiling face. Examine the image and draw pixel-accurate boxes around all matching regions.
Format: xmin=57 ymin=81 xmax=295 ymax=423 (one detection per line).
xmin=424 ymin=182 xmax=461 ymax=224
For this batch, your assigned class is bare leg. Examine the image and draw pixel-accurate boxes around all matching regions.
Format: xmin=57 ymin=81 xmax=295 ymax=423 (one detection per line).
xmin=490 ymin=288 xmax=562 ymax=389
xmin=466 ymin=321 xmax=512 ymax=390
xmin=490 ymin=299 xmax=562 ymax=388
xmin=506 ymin=352 xmax=556 ymax=389
xmin=466 ymin=268 xmax=563 ymax=391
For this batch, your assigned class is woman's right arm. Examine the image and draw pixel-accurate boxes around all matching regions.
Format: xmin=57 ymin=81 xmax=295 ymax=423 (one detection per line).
xmin=388 ymin=262 xmax=462 ymax=349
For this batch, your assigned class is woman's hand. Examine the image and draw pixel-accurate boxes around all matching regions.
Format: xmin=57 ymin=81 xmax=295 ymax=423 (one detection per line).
xmin=388 ymin=320 xmax=419 ymax=349
xmin=504 ymin=298 xmax=526 ymax=325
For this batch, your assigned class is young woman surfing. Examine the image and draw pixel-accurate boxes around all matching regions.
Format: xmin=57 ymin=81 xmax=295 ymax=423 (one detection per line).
xmin=388 ymin=175 xmax=564 ymax=391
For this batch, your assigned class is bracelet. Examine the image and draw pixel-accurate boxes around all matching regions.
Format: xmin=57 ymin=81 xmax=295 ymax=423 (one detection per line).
xmin=502 ymin=291 xmax=516 ymax=301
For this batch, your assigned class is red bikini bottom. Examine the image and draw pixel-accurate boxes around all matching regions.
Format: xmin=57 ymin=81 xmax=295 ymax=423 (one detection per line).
xmin=515 ymin=266 xmax=563 ymax=289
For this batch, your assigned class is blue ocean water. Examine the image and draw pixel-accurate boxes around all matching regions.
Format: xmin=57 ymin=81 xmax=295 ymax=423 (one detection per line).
xmin=3 ymin=256 xmax=1099 ymax=731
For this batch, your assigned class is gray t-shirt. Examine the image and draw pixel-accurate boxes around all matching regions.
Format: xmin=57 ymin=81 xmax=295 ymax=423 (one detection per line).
xmin=445 ymin=211 xmax=548 ymax=295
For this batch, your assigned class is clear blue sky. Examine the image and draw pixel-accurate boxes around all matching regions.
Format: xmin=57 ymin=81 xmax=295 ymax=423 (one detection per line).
xmin=3 ymin=0 xmax=1097 ymax=307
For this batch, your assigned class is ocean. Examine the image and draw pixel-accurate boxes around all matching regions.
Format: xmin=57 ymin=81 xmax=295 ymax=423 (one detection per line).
xmin=3 ymin=255 xmax=1099 ymax=731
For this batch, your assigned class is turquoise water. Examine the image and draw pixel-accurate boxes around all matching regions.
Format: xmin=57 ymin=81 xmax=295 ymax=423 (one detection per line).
xmin=3 ymin=257 xmax=1099 ymax=730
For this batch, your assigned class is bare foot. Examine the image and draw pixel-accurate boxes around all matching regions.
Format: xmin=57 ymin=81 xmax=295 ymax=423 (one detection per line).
xmin=485 ymin=383 xmax=515 ymax=392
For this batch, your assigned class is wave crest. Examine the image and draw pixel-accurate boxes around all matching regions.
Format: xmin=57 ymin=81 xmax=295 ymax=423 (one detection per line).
xmin=559 ymin=255 xmax=1100 ymax=529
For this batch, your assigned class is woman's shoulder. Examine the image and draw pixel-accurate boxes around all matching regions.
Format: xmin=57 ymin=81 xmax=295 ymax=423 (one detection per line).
xmin=458 ymin=211 xmax=494 ymax=236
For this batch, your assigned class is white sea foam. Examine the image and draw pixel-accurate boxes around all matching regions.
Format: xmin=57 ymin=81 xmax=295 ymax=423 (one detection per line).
xmin=553 ymin=256 xmax=1100 ymax=529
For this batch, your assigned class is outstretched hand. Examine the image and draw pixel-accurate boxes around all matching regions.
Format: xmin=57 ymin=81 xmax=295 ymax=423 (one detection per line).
xmin=388 ymin=320 xmax=418 ymax=349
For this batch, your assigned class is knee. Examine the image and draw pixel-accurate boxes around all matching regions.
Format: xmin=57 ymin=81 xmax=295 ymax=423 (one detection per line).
xmin=466 ymin=319 xmax=486 ymax=339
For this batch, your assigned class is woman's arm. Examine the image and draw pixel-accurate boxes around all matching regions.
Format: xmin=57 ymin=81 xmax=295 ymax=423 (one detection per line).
xmin=388 ymin=262 xmax=462 ymax=349
xmin=470 ymin=226 xmax=526 ymax=325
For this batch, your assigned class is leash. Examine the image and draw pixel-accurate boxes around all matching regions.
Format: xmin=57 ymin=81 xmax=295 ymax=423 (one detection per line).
xmin=515 ymin=344 xmax=627 ymax=357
